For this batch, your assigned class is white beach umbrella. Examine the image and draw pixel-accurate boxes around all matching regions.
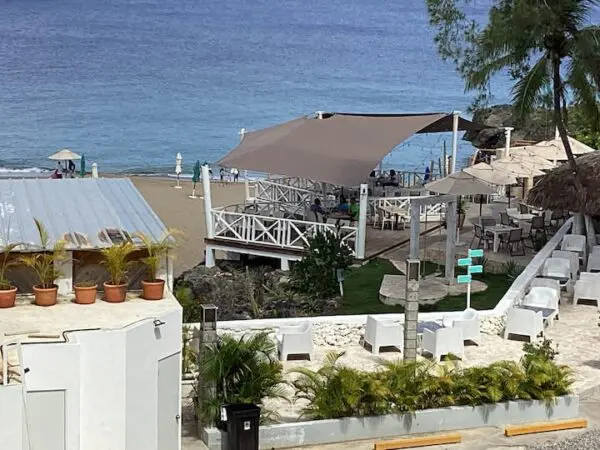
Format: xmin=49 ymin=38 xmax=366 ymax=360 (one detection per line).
xmin=425 ymin=171 xmax=496 ymax=195
xmin=507 ymin=152 xmax=556 ymax=170
xmin=174 ymin=153 xmax=183 ymax=189
xmin=536 ymin=128 xmax=597 ymax=154
xmin=491 ymin=156 xmax=547 ymax=178
xmin=463 ymin=162 xmax=517 ymax=186
xmin=48 ymin=148 xmax=81 ymax=161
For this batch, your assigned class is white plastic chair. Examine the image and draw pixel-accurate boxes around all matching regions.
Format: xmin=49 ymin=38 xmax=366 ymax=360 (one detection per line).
xmin=363 ymin=316 xmax=404 ymax=354
xmin=378 ymin=207 xmax=395 ymax=231
xmin=561 ymin=234 xmax=586 ymax=259
xmin=276 ymin=322 xmax=314 ymax=361
xmin=551 ymin=250 xmax=580 ymax=280
xmin=573 ymin=272 xmax=600 ymax=307
xmin=504 ymin=308 xmax=544 ymax=342
xmin=442 ymin=309 xmax=480 ymax=344
xmin=587 ymin=253 xmax=600 ymax=272
xmin=542 ymin=257 xmax=572 ymax=291
xmin=522 ymin=288 xmax=559 ymax=325
xmin=421 ymin=327 xmax=464 ymax=361
xmin=591 ymin=245 xmax=600 ymax=255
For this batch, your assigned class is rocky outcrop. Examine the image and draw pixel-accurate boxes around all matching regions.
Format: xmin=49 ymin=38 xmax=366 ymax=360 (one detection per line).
xmin=464 ymin=104 xmax=555 ymax=149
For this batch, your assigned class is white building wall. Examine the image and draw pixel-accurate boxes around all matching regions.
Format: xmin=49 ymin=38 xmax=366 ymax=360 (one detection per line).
xmin=75 ymin=330 xmax=127 ymax=450
xmin=22 ymin=342 xmax=81 ymax=450
xmin=0 ymin=306 xmax=183 ymax=450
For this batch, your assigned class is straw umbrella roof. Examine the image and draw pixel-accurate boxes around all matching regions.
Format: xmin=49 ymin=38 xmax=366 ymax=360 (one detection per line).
xmin=48 ymin=149 xmax=81 ymax=161
xmin=528 ymin=151 xmax=600 ymax=215
xmin=463 ymin=162 xmax=517 ymax=185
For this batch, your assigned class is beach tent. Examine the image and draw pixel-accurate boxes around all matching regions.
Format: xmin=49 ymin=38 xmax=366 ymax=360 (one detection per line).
xmin=217 ymin=112 xmax=488 ymax=187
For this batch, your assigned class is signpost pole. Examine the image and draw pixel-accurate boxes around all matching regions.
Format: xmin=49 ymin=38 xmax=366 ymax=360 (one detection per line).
xmin=466 ymin=281 xmax=471 ymax=310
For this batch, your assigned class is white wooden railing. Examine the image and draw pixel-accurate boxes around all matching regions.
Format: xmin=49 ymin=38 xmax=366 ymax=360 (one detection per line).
xmin=211 ymin=209 xmax=358 ymax=254
xmin=266 ymin=176 xmax=322 ymax=192
xmin=253 ymin=180 xmax=313 ymax=205
xmin=368 ymin=196 xmax=446 ymax=222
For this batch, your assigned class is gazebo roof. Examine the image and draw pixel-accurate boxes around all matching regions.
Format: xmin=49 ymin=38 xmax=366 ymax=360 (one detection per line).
xmin=218 ymin=112 xmax=488 ymax=186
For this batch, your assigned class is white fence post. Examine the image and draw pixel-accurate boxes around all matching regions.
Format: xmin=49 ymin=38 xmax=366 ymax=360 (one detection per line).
xmin=356 ymin=184 xmax=368 ymax=259
xmin=202 ymin=165 xmax=214 ymax=239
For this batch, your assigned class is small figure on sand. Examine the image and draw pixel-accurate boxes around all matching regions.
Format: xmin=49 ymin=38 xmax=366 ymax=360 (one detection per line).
xmin=231 ymin=167 xmax=239 ymax=182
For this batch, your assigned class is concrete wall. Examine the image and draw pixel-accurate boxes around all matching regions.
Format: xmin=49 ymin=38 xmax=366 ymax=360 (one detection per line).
xmin=0 ymin=307 xmax=183 ymax=450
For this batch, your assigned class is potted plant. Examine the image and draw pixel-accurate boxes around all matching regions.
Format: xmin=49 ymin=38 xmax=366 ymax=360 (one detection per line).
xmin=0 ymin=243 xmax=19 ymax=308
xmin=19 ymin=219 xmax=67 ymax=307
xmin=101 ymin=241 xmax=136 ymax=303
xmin=136 ymin=230 xmax=177 ymax=300
xmin=74 ymin=280 xmax=98 ymax=304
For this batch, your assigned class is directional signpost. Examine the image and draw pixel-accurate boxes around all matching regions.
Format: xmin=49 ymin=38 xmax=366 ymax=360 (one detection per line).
xmin=456 ymin=249 xmax=485 ymax=309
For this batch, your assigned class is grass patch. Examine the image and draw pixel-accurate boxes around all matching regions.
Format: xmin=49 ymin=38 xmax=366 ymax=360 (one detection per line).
xmin=335 ymin=258 xmax=510 ymax=315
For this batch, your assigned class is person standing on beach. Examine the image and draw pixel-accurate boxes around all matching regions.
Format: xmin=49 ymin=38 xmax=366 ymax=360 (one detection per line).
xmin=232 ymin=168 xmax=239 ymax=182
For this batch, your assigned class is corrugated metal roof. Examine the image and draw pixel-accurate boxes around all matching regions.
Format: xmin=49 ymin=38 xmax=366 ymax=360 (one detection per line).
xmin=0 ymin=178 xmax=168 ymax=251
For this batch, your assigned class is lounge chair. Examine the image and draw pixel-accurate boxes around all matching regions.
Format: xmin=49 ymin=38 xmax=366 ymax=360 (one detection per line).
xmin=573 ymin=272 xmax=600 ymax=307
xmin=276 ymin=322 xmax=314 ymax=361
xmin=587 ymin=253 xmax=600 ymax=272
xmin=442 ymin=308 xmax=480 ymax=344
xmin=542 ymin=257 xmax=572 ymax=291
xmin=504 ymin=307 xmax=544 ymax=342
xmin=363 ymin=316 xmax=403 ymax=354
xmin=421 ymin=327 xmax=464 ymax=361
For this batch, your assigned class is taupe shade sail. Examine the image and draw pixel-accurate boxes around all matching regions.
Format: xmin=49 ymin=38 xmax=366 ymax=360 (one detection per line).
xmin=217 ymin=112 xmax=487 ymax=187
xmin=425 ymin=171 xmax=496 ymax=195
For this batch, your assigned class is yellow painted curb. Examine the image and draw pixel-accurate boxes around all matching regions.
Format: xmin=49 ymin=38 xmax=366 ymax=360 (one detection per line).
xmin=505 ymin=418 xmax=588 ymax=437
xmin=374 ymin=432 xmax=462 ymax=449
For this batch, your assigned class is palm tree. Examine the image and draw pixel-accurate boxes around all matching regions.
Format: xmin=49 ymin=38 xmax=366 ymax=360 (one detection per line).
xmin=428 ymin=0 xmax=600 ymax=214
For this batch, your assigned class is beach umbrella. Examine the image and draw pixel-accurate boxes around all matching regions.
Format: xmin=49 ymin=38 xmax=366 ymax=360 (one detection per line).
xmin=79 ymin=154 xmax=86 ymax=178
xmin=463 ymin=163 xmax=517 ymax=215
xmin=48 ymin=148 xmax=81 ymax=161
xmin=425 ymin=171 xmax=496 ymax=245
xmin=190 ymin=160 xmax=200 ymax=199
xmin=175 ymin=153 xmax=183 ymax=189
xmin=91 ymin=162 xmax=98 ymax=178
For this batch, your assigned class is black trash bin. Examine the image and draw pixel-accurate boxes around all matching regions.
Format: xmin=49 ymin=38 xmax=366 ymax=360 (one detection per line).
xmin=222 ymin=403 xmax=260 ymax=450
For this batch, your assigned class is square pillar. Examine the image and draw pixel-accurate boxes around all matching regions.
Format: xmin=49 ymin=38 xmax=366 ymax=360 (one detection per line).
xmin=356 ymin=184 xmax=368 ymax=259
xmin=445 ymin=199 xmax=457 ymax=283
xmin=404 ymin=259 xmax=420 ymax=361
xmin=55 ymin=251 xmax=73 ymax=295
xmin=205 ymin=246 xmax=216 ymax=268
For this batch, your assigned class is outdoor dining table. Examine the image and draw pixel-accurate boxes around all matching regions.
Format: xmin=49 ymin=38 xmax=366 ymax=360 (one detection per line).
xmin=507 ymin=211 xmax=535 ymax=222
xmin=485 ymin=225 xmax=520 ymax=252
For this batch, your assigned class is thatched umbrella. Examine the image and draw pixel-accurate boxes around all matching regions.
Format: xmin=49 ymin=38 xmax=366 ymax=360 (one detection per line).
xmin=527 ymin=151 xmax=599 ymax=215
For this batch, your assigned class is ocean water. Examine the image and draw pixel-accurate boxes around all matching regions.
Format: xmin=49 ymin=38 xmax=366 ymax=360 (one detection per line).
xmin=1 ymin=0 xmax=515 ymax=176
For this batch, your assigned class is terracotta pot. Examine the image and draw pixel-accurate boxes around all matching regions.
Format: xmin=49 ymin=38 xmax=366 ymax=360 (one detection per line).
xmin=103 ymin=282 xmax=127 ymax=303
xmin=142 ymin=279 xmax=165 ymax=300
xmin=74 ymin=284 xmax=97 ymax=305
xmin=33 ymin=285 xmax=58 ymax=307
xmin=0 ymin=287 xmax=17 ymax=308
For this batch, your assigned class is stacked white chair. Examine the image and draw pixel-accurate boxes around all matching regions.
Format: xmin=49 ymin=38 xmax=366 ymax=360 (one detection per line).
xmin=551 ymin=250 xmax=580 ymax=280
xmin=276 ymin=322 xmax=314 ymax=361
xmin=573 ymin=272 xmax=600 ymax=307
xmin=442 ymin=309 xmax=480 ymax=344
xmin=586 ymin=253 xmax=600 ymax=272
xmin=504 ymin=307 xmax=544 ymax=342
xmin=561 ymin=234 xmax=587 ymax=261
xmin=421 ymin=327 xmax=464 ymax=361
xmin=363 ymin=316 xmax=404 ymax=354
xmin=523 ymin=279 xmax=560 ymax=325
xmin=542 ymin=257 xmax=572 ymax=292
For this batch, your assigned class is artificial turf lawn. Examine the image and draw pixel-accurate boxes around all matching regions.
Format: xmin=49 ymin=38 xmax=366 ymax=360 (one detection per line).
xmin=335 ymin=258 xmax=510 ymax=315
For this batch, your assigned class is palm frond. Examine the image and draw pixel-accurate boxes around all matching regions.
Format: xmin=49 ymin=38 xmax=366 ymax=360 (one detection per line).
xmin=512 ymin=54 xmax=551 ymax=120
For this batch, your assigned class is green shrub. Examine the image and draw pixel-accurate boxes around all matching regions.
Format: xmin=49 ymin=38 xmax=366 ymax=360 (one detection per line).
xmin=197 ymin=332 xmax=288 ymax=425
xmin=291 ymin=340 xmax=573 ymax=420
xmin=501 ymin=260 xmax=525 ymax=282
xmin=290 ymin=230 xmax=354 ymax=299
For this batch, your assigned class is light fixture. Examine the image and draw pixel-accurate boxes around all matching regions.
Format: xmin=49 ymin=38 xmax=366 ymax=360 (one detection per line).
xmin=153 ymin=319 xmax=165 ymax=327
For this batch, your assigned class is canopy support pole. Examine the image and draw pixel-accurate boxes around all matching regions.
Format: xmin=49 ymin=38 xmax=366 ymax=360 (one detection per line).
xmin=445 ymin=199 xmax=457 ymax=283
xmin=244 ymin=170 xmax=251 ymax=201
xmin=450 ymin=111 xmax=460 ymax=173
xmin=356 ymin=184 xmax=368 ymax=259
xmin=202 ymin=165 xmax=214 ymax=239
xmin=504 ymin=127 xmax=514 ymax=158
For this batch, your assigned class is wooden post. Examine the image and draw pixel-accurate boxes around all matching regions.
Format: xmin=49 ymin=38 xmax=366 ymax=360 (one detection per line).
xmin=442 ymin=142 xmax=447 ymax=177
xmin=445 ymin=199 xmax=457 ymax=283
xmin=202 ymin=165 xmax=214 ymax=239
xmin=356 ymin=184 xmax=368 ymax=259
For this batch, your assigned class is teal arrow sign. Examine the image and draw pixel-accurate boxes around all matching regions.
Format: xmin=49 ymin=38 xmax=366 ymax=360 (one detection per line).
xmin=468 ymin=248 xmax=484 ymax=258
xmin=457 ymin=274 xmax=472 ymax=284
xmin=457 ymin=257 xmax=472 ymax=266
xmin=469 ymin=265 xmax=483 ymax=274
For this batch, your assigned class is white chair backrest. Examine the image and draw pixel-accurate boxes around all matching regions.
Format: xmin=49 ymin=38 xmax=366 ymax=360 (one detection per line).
xmin=561 ymin=234 xmax=586 ymax=253
xmin=543 ymin=257 xmax=571 ymax=278
xmin=579 ymin=272 xmax=600 ymax=282
xmin=551 ymin=250 xmax=579 ymax=278
xmin=587 ymin=253 xmax=600 ymax=271
xmin=592 ymin=245 xmax=600 ymax=255
xmin=530 ymin=277 xmax=560 ymax=292
xmin=463 ymin=308 xmax=477 ymax=320
xmin=506 ymin=207 xmax=518 ymax=216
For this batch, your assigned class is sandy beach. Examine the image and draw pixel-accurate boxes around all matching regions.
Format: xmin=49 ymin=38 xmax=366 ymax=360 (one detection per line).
xmin=130 ymin=177 xmax=246 ymax=276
